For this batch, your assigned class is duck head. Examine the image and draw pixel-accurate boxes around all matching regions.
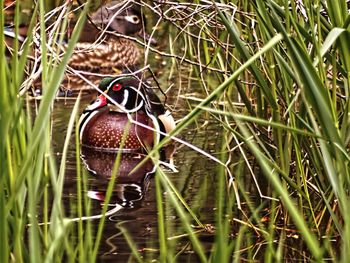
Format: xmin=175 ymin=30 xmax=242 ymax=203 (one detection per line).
xmin=91 ymin=1 xmax=156 ymax=44
xmin=84 ymin=74 xmax=175 ymax=133
xmin=85 ymin=76 xmax=146 ymax=113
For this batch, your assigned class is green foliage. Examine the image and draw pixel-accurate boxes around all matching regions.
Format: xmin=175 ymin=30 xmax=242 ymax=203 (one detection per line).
xmin=2 ymin=0 xmax=350 ymax=262
xmin=150 ymin=0 xmax=350 ymax=261
xmin=0 ymin=1 xmax=97 ymax=262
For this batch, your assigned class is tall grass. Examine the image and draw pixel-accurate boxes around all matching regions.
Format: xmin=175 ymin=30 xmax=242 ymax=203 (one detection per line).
xmin=145 ymin=0 xmax=350 ymax=261
xmin=2 ymin=0 xmax=350 ymax=262
xmin=0 ymin=1 xmax=109 ymax=262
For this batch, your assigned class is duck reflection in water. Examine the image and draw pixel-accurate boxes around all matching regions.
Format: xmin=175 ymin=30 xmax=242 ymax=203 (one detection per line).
xmin=81 ymin=147 xmax=155 ymax=209
xmin=81 ymin=144 xmax=175 ymax=211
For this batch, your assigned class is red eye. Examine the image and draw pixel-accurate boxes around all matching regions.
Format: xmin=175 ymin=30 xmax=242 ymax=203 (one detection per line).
xmin=112 ymin=83 xmax=122 ymax=91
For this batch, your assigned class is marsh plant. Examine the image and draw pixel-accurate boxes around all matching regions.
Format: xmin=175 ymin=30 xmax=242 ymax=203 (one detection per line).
xmin=1 ymin=0 xmax=350 ymax=262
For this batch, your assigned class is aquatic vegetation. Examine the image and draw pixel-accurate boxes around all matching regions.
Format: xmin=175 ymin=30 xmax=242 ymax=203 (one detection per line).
xmin=1 ymin=0 xmax=350 ymax=262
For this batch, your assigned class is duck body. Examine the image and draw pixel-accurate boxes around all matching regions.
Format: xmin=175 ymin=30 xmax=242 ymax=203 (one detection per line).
xmin=40 ymin=1 xmax=153 ymax=91
xmin=5 ymin=2 xmax=153 ymax=92
xmin=80 ymin=108 xmax=155 ymax=152
xmin=68 ymin=38 xmax=141 ymax=73
xmin=79 ymin=75 xmax=175 ymax=152
xmin=68 ymin=1 xmax=147 ymax=72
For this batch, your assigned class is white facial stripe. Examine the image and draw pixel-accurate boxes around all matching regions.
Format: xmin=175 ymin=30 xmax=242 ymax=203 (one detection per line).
xmin=133 ymin=100 xmax=143 ymax=112
xmin=126 ymin=85 xmax=146 ymax=111
xmin=129 ymin=86 xmax=146 ymax=101
xmin=108 ymin=97 xmax=143 ymax=114
xmin=124 ymin=15 xmax=140 ymax=24
xmin=79 ymin=111 xmax=99 ymax=141
xmin=121 ymin=89 xmax=129 ymax=106
xmin=104 ymin=81 xmax=145 ymax=113
xmin=106 ymin=77 xmax=138 ymax=90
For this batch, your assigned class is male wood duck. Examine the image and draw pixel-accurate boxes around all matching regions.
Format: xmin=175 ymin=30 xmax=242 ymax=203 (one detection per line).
xmin=79 ymin=74 xmax=176 ymax=152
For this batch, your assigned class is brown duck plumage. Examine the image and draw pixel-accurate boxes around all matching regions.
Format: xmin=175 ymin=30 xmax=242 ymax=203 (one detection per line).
xmin=68 ymin=39 xmax=141 ymax=72
xmin=79 ymin=74 xmax=176 ymax=153
xmin=64 ymin=1 xmax=153 ymax=90
xmin=81 ymin=110 xmax=155 ymax=151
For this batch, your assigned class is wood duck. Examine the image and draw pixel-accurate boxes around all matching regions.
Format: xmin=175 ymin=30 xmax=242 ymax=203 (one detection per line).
xmin=4 ymin=1 xmax=155 ymax=92
xmin=4 ymin=2 xmax=155 ymax=93
xmin=68 ymin=1 xmax=154 ymax=72
xmin=79 ymin=74 xmax=176 ymax=152
xmin=63 ymin=1 xmax=156 ymax=90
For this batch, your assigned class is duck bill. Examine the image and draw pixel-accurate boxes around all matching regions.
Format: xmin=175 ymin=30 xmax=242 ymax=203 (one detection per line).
xmin=85 ymin=94 xmax=107 ymax=111
xmin=138 ymin=29 xmax=157 ymax=45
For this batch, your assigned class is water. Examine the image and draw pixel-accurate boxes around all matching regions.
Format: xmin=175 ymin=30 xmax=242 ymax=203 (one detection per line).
xmin=50 ymin=87 xmax=223 ymax=261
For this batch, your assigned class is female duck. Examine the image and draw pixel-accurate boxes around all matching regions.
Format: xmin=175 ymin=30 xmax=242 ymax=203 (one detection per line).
xmin=69 ymin=1 xmax=154 ymax=72
xmin=79 ymin=75 xmax=175 ymax=152
xmin=57 ymin=1 xmax=155 ymax=91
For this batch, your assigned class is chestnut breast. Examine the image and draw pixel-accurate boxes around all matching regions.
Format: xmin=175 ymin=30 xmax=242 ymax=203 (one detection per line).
xmin=81 ymin=110 xmax=155 ymax=152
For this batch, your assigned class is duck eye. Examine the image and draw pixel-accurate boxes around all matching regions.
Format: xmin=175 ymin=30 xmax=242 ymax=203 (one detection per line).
xmin=112 ymin=83 xmax=122 ymax=91
xmin=125 ymin=15 xmax=140 ymax=24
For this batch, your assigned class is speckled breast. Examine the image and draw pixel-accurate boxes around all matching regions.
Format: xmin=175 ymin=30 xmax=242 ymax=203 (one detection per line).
xmin=81 ymin=111 xmax=155 ymax=152
xmin=68 ymin=39 xmax=141 ymax=71
xmin=64 ymin=39 xmax=141 ymax=91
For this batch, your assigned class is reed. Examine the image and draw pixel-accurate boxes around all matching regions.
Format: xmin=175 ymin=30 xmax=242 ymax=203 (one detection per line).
xmin=0 ymin=0 xmax=103 ymax=262
xmin=147 ymin=0 xmax=350 ymax=261
xmin=2 ymin=0 xmax=350 ymax=262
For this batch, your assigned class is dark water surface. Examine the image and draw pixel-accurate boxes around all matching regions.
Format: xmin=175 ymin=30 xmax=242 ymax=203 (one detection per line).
xmin=50 ymin=88 xmax=223 ymax=261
